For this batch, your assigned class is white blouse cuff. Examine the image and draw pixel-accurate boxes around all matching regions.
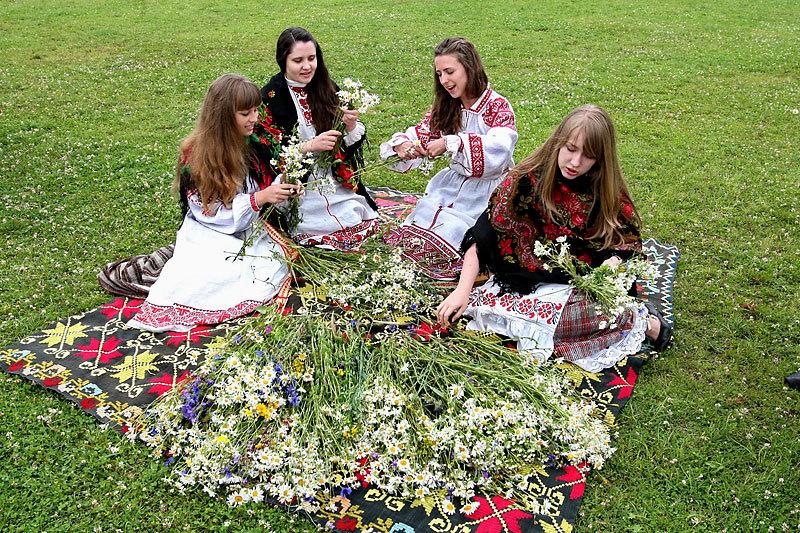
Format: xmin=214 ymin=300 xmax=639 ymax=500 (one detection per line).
xmin=343 ymin=121 xmax=366 ymax=147
xmin=445 ymin=134 xmax=463 ymax=155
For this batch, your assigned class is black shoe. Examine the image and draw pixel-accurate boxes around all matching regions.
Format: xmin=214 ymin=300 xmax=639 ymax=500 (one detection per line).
xmin=644 ymin=303 xmax=673 ymax=352
xmin=786 ymin=371 xmax=800 ymax=391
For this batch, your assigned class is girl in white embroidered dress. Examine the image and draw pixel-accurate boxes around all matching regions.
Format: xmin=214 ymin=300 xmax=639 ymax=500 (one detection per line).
xmin=128 ymin=74 xmax=298 ymax=333
xmin=261 ymin=27 xmax=378 ymax=251
xmin=380 ymin=37 xmax=518 ymax=279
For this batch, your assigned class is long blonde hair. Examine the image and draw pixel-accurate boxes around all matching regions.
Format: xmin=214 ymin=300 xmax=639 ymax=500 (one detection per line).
xmin=174 ymin=73 xmax=262 ymax=212
xmin=510 ymin=104 xmax=640 ymax=249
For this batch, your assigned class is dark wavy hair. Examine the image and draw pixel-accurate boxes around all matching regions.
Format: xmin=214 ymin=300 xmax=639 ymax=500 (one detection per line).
xmin=276 ymin=27 xmax=338 ymax=132
xmin=429 ymin=37 xmax=488 ymax=135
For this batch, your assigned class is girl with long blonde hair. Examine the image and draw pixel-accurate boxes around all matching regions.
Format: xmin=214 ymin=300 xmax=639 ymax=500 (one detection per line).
xmin=436 ymin=105 xmax=672 ymax=372
xmin=128 ymin=74 xmax=299 ymax=332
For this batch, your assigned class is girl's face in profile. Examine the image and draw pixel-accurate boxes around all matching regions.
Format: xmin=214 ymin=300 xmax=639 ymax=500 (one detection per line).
xmin=434 ymin=54 xmax=470 ymax=103
xmin=285 ymin=40 xmax=317 ymax=84
xmin=558 ymin=129 xmax=597 ymax=180
xmin=235 ymin=106 xmax=259 ymax=137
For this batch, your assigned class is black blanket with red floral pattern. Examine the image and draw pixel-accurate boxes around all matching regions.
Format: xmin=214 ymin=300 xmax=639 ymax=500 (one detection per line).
xmin=0 ymin=187 xmax=678 ymax=533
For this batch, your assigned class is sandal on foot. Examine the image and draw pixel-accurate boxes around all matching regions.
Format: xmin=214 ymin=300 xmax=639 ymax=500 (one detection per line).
xmin=644 ymin=303 xmax=673 ymax=352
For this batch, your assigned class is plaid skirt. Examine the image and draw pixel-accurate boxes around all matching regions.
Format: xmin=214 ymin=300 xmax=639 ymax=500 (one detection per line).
xmin=553 ymin=292 xmax=647 ymax=372
xmin=464 ymin=277 xmax=648 ymax=372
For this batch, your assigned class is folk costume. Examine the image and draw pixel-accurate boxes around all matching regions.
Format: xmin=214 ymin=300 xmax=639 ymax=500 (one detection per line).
xmin=261 ymin=74 xmax=378 ymax=251
xmin=461 ymin=169 xmax=647 ymax=372
xmin=127 ymin=134 xmax=293 ymax=333
xmin=380 ymin=86 xmax=517 ymax=279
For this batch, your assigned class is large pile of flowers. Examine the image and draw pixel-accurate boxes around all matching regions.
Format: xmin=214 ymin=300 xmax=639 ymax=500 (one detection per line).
xmin=131 ymin=236 xmax=654 ymax=516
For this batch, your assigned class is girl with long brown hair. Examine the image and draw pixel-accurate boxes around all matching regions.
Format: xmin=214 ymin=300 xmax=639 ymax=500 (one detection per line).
xmin=436 ymin=105 xmax=672 ymax=371
xmin=380 ymin=37 xmax=518 ymax=279
xmin=128 ymin=74 xmax=298 ymax=332
xmin=261 ymin=27 xmax=378 ymax=251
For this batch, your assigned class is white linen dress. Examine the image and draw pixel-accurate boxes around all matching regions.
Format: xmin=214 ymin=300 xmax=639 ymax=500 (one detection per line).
xmin=379 ymin=86 xmax=517 ymax=279
xmin=284 ymin=78 xmax=378 ymax=250
xmin=127 ymin=176 xmax=291 ymax=332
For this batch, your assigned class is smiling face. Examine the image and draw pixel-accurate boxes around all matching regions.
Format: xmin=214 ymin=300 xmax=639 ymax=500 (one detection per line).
xmin=558 ymin=129 xmax=597 ymax=179
xmin=284 ymin=40 xmax=317 ymax=84
xmin=235 ymin=106 xmax=259 ymax=137
xmin=434 ymin=54 xmax=471 ymax=104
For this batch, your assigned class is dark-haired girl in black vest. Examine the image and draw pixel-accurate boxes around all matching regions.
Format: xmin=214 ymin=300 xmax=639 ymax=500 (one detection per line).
xmin=261 ymin=27 xmax=379 ymax=251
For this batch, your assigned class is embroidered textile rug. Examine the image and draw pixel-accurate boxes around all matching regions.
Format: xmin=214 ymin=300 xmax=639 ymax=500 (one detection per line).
xmin=0 ymin=187 xmax=678 ymax=533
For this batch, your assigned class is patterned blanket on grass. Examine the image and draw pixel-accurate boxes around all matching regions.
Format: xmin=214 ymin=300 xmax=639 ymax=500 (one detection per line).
xmin=0 ymin=187 xmax=678 ymax=533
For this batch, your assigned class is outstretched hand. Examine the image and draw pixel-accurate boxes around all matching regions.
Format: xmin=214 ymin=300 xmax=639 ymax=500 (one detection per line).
xmin=435 ymin=289 xmax=469 ymax=328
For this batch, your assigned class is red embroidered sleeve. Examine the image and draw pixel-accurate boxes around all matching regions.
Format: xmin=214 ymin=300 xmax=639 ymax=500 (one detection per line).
xmin=467 ymin=134 xmax=485 ymax=178
xmin=414 ymin=111 xmax=442 ymax=149
xmin=483 ymin=98 xmax=517 ymax=130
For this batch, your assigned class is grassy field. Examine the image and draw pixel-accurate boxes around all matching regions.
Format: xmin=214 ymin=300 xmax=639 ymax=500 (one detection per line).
xmin=1 ymin=0 xmax=799 ymax=530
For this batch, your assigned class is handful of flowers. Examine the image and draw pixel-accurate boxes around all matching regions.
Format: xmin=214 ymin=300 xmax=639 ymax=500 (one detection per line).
xmin=336 ymin=78 xmax=381 ymax=114
xmin=534 ymin=236 xmax=658 ymax=324
xmin=316 ymin=79 xmax=381 ymax=189
xmin=270 ymin=129 xmax=315 ymax=230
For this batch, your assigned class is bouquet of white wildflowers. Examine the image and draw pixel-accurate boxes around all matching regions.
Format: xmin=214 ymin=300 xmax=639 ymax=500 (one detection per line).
xmin=336 ymin=78 xmax=381 ymax=114
xmin=269 ymin=129 xmax=315 ymax=230
xmin=534 ymin=236 xmax=658 ymax=326
xmin=316 ymin=78 xmax=380 ymax=173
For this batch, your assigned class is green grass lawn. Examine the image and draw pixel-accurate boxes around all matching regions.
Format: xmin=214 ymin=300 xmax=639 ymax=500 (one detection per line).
xmin=1 ymin=0 xmax=799 ymax=530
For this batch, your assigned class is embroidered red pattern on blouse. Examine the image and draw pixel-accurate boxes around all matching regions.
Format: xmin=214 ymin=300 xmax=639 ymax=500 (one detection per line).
xmin=414 ymin=111 xmax=442 ymax=149
xmin=291 ymin=87 xmax=313 ymax=126
xmin=470 ymin=87 xmax=494 ymax=113
xmin=467 ymin=134 xmax=485 ymax=178
xmin=483 ymin=97 xmax=517 ymax=130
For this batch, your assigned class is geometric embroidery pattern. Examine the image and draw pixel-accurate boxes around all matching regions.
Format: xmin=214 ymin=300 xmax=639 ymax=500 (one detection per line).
xmin=1 ymin=187 xmax=679 ymax=532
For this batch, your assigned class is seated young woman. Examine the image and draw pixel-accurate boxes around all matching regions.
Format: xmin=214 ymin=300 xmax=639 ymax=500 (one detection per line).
xmin=436 ymin=104 xmax=673 ymax=372
xmin=261 ymin=27 xmax=378 ymax=251
xmin=128 ymin=74 xmax=299 ymax=332
xmin=380 ymin=37 xmax=518 ymax=279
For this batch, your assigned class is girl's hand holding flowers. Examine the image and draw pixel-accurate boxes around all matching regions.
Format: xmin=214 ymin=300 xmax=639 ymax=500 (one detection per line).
xmin=394 ymin=141 xmax=424 ymax=160
xmin=258 ymin=183 xmax=304 ymax=206
xmin=304 ymin=130 xmax=341 ymax=153
xmin=340 ymin=109 xmax=359 ymax=132
xmin=425 ymin=137 xmax=447 ymax=158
